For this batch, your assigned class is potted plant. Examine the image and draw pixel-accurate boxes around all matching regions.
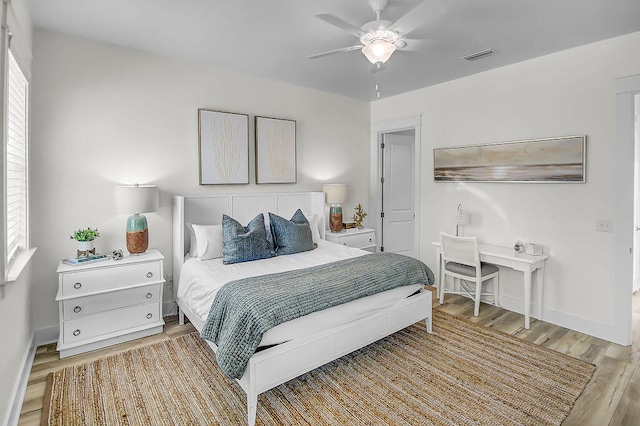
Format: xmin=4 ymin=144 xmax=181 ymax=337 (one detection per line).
xmin=70 ymin=227 xmax=100 ymax=256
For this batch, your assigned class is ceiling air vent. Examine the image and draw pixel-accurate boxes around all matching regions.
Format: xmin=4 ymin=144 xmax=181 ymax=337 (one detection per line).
xmin=462 ymin=49 xmax=496 ymax=62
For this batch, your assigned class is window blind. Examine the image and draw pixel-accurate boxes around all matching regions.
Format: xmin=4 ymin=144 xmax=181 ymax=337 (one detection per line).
xmin=6 ymin=49 xmax=28 ymax=263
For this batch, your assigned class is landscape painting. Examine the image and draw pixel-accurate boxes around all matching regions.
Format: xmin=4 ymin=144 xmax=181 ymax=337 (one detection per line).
xmin=434 ymin=135 xmax=586 ymax=183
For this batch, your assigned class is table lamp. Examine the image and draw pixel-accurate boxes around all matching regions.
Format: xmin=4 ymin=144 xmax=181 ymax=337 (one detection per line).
xmin=323 ymin=183 xmax=348 ymax=233
xmin=114 ymin=184 xmax=159 ymax=254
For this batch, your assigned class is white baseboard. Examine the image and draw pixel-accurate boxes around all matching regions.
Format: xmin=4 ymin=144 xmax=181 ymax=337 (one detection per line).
xmin=5 ymin=333 xmax=37 ymax=426
xmin=34 ymin=325 xmax=58 ymax=346
xmin=163 ymin=300 xmax=178 ymax=317
xmin=541 ymin=308 xmax=624 ymax=345
xmin=498 ymin=294 xmax=622 ymax=345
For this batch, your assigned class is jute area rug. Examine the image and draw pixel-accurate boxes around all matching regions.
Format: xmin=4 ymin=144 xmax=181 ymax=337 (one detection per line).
xmin=43 ymin=311 xmax=595 ymax=425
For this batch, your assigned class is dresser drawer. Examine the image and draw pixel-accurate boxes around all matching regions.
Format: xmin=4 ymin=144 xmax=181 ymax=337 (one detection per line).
xmin=62 ymin=284 xmax=161 ymax=319
xmin=60 ymin=261 xmax=161 ymax=297
xmin=61 ymin=302 xmax=161 ymax=345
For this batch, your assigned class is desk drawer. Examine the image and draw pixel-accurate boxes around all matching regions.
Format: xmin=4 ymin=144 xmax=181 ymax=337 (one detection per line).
xmin=62 ymin=284 xmax=161 ymax=319
xmin=61 ymin=261 xmax=161 ymax=297
xmin=61 ymin=302 xmax=161 ymax=345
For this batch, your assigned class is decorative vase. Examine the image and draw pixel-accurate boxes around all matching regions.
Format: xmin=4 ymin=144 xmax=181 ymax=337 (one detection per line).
xmin=329 ymin=204 xmax=343 ymax=233
xmin=126 ymin=213 xmax=149 ymax=254
xmin=76 ymin=240 xmax=95 ymax=257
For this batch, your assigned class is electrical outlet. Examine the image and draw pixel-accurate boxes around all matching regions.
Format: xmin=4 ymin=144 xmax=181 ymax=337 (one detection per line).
xmin=166 ymin=274 xmax=173 ymax=290
xmin=596 ymin=220 xmax=613 ymax=233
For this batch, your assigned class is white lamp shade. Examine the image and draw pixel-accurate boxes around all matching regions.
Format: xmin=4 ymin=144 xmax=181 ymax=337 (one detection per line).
xmin=362 ymin=40 xmax=396 ymax=64
xmin=323 ymin=183 xmax=348 ymax=205
xmin=114 ymin=184 xmax=159 ymax=214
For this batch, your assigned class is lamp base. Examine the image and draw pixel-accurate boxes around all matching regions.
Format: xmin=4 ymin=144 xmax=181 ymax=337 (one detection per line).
xmin=329 ymin=204 xmax=343 ymax=233
xmin=126 ymin=213 xmax=149 ymax=254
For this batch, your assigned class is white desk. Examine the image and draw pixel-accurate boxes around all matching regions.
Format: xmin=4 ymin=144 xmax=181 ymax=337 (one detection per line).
xmin=433 ymin=242 xmax=549 ymax=329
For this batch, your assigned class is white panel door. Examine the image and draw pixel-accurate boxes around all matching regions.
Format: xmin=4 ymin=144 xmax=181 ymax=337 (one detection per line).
xmin=382 ymin=133 xmax=416 ymax=257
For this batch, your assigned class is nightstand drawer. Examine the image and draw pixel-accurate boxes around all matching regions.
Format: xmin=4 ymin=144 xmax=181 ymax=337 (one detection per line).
xmin=62 ymin=284 xmax=161 ymax=319
xmin=61 ymin=302 xmax=161 ymax=345
xmin=61 ymin=261 xmax=162 ymax=297
xmin=336 ymin=232 xmax=375 ymax=249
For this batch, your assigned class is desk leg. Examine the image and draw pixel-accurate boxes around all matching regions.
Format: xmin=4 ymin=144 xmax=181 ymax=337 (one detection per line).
xmin=536 ymin=263 xmax=545 ymax=322
xmin=434 ymin=249 xmax=441 ymax=299
xmin=524 ymin=268 xmax=532 ymax=329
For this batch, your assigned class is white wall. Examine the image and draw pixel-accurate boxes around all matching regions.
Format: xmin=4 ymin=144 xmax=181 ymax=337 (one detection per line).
xmin=371 ymin=31 xmax=640 ymax=342
xmin=30 ymin=30 xmax=371 ymax=331
xmin=0 ymin=0 xmax=33 ymax=423
xmin=0 ymin=266 xmax=33 ymax=425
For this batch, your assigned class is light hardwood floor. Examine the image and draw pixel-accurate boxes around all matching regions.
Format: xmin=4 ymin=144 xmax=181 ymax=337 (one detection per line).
xmin=18 ymin=289 xmax=640 ymax=425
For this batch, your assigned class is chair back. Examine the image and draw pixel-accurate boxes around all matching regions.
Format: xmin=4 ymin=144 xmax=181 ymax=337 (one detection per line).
xmin=440 ymin=232 xmax=480 ymax=269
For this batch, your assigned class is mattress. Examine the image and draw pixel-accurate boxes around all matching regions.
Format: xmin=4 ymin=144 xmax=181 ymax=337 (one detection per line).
xmin=177 ymin=240 xmax=423 ymax=347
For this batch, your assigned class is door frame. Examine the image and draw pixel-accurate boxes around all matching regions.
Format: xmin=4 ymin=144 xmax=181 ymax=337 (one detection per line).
xmin=614 ymin=73 xmax=640 ymax=346
xmin=635 ymin=92 xmax=640 ymax=293
xmin=370 ymin=116 xmax=421 ymax=257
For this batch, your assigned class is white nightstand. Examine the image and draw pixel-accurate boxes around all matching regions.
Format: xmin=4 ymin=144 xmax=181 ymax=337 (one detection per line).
xmin=55 ymin=249 xmax=165 ymax=358
xmin=325 ymin=227 xmax=377 ymax=252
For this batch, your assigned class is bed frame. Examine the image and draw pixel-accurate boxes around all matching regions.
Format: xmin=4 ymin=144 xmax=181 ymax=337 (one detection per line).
xmin=173 ymin=192 xmax=432 ymax=426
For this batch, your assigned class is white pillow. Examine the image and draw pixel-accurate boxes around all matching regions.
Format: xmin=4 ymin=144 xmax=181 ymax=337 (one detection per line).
xmin=308 ymin=214 xmax=322 ymax=244
xmin=191 ymin=224 xmax=224 ymax=260
xmin=186 ymin=223 xmax=198 ymax=257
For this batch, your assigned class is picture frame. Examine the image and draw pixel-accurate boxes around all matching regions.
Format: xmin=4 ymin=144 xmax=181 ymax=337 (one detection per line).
xmin=255 ymin=116 xmax=296 ymax=184
xmin=198 ymin=109 xmax=249 ymax=185
xmin=433 ymin=135 xmax=586 ymax=183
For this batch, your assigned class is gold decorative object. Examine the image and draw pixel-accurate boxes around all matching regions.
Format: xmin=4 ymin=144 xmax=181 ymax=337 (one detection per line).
xmin=352 ymin=204 xmax=367 ymax=228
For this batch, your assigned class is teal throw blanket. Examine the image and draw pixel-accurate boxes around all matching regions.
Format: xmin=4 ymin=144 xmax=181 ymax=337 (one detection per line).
xmin=202 ymin=252 xmax=434 ymax=379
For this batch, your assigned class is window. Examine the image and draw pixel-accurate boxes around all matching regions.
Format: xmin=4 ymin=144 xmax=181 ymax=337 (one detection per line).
xmin=1 ymin=45 xmax=33 ymax=283
xmin=6 ymin=49 xmax=28 ymax=265
xmin=0 ymin=0 xmax=35 ymax=284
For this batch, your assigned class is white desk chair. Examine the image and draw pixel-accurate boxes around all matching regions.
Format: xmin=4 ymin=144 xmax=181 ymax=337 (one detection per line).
xmin=439 ymin=232 xmax=500 ymax=316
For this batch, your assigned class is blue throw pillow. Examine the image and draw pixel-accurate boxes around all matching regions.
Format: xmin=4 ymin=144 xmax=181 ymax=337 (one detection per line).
xmin=222 ymin=213 xmax=275 ymax=264
xmin=269 ymin=209 xmax=316 ymax=256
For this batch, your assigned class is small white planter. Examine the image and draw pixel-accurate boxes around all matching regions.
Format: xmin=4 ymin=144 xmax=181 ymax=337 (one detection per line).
xmin=77 ymin=240 xmax=95 ymax=253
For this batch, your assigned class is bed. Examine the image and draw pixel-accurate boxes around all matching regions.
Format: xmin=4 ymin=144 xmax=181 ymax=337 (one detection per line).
xmin=173 ymin=192 xmax=433 ymax=426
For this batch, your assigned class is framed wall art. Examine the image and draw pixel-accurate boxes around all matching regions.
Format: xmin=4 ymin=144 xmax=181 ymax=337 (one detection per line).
xmin=198 ymin=109 xmax=249 ymax=185
xmin=433 ymin=135 xmax=586 ymax=183
xmin=255 ymin=116 xmax=296 ymax=184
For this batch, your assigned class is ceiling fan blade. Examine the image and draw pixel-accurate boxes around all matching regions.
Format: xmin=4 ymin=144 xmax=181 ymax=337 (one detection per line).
xmin=316 ymin=14 xmax=364 ymax=38
xmin=388 ymin=0 xmax=445 ymax=37
xmin=307 ymin=45 xmax=364 ymax=59
xmin=399 ymin=38 xmax=436 ymax=52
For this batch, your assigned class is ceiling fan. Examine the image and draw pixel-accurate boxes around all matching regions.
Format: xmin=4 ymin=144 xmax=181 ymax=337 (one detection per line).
xmin=308 ymin=0 xmax=443 ymax=67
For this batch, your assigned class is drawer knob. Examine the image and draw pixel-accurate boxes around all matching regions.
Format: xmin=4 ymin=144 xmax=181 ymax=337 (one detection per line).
xmin=146 ymin=313 xmax=153 ymax=319
xmin=73 ymin=306 xmax=82 ymax=313
xmin=146 ymin=292 xmax=153 ymax=299
xmin=74 ymin=282 xmax=82 ymax=289
xmin=146 ymin=272 xmax=153 ymax=278
xmin=369 ymin=238 xmax=373 ymax=243
xmin=73 ymin=329 xmax=81 ymax=336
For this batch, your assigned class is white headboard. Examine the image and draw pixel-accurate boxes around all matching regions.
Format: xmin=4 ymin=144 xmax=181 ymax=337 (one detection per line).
xmin=172 ymin=192 xmax=326 ymax=300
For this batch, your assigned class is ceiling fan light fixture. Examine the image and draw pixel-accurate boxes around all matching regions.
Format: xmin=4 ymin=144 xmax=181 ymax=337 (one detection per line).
xmin=362 ymin=40 xmax=396 ymax=64
xmin=360 ymin=28 xmax=400 ymax=64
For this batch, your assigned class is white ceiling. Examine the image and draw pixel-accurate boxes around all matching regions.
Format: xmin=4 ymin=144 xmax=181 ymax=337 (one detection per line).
xmin=27 ymin=0 xmax=640 ymax=101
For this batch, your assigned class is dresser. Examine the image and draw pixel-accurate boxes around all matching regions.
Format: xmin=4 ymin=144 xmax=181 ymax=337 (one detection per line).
xmin=324 ymin=227 xmax=377 ymax=252
xmin=56 ymin=250 xmax=165 ymax=358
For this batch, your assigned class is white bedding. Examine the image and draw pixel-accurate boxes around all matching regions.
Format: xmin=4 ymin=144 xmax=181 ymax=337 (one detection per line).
xmin=177 ymin=240 xmax=423 ymax=347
